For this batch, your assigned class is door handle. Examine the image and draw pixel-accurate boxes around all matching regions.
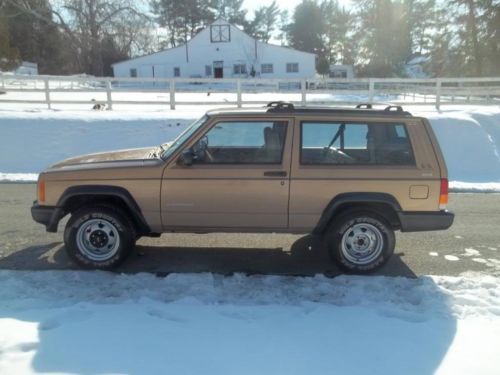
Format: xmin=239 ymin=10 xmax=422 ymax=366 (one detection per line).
xmin=263 ymin=171 xmax=287 ymax=177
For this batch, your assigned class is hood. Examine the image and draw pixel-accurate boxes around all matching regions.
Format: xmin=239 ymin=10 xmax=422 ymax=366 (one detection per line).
xmin=50 ymin=147 xmax=156 ymax=168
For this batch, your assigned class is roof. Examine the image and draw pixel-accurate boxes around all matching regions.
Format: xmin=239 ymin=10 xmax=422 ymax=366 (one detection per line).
xmin=206 ymin=102 xmax=413 ymax=117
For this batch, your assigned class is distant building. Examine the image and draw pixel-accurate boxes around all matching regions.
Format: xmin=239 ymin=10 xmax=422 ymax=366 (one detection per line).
xmin=329 ymin=64 xmax=354 ymax=79
xmin=404 ymin=55 xmax=430 ymax=78
xmin=112 ymin=18 xmax=316 ymax=79
xmin=14 ymin=61 xmax=38 ymax=75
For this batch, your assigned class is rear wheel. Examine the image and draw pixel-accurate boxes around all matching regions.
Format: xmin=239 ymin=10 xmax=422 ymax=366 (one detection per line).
xmin=327 ymin=211 xmax=395 ymax=274
xmin=64 ymin=206 xmax=136 ymax=269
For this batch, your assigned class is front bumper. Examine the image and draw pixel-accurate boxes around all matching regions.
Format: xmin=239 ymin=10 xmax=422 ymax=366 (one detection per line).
xmin=398 ymin=210 xmax=454 ymax=232
xmin=31 ymin=201 xmax=65 ymax=232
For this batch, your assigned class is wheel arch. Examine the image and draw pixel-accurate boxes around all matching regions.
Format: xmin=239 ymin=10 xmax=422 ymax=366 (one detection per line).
xmin=313 ymin=192 xmax=402 ymax=235
xmin=57 ymin=185 xmax=151 ymax=235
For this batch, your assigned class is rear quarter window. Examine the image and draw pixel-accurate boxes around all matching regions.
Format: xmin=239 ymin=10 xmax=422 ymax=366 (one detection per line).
xmin=300 ymin=121 xmax=415 ymax=165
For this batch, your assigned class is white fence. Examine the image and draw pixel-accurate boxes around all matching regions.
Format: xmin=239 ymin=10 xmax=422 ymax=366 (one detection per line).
xmin=0 ymin=74 xmax=499 ymax=110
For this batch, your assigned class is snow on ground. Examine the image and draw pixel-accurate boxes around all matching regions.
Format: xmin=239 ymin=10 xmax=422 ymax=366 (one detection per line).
xmin=0 ymin=270 xmax=499 ymax=374
xmin=0 ymin=104 xmax=499 ymax=190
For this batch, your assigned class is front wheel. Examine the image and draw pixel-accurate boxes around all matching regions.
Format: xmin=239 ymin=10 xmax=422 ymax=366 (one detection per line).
xmin=327 ymin=211 xmax=395 ymax=274
xmin=64 ymin=206 xmax=136 ymax=269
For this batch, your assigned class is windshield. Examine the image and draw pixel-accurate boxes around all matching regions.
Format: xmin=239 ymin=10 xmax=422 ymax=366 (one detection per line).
xmin=161 ymin=115 xmax=209 ymax=160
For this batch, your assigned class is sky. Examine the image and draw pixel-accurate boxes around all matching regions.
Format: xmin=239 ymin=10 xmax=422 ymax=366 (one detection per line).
xmin=244 ymin=0 xmax=353 ymax=15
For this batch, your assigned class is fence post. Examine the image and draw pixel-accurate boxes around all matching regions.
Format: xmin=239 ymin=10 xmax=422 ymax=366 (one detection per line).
xmin=368 ymin=79 xmax=375 ymax=103
xmin=170 ymin=80 xmax=176 ymax=110
xmin=237 ymin=80 xmax=242 ymax=108
xmin=301 ymin=79 xmax=306 ymax=106
xmin=435 ymin=79 xmax=441 ymax=110
xmin=44 ymin=77 xmax=51 ymax=110
xmin=106 ymin=81 xmax=113 ymax=110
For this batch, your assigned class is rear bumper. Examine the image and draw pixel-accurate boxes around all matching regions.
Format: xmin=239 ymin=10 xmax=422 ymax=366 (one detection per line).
xmin=398 ymin=210 xmax=454 ymax=232
xmin=31 ymin=201 xmax=65 ymax=233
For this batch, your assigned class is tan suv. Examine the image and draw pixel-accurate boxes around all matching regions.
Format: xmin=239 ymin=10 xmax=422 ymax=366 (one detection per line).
xmin=31 ymin=102 xmax=454 ymax=273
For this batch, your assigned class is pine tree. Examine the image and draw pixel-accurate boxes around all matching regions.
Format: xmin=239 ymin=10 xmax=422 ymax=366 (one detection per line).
xmin=245 ymin=1 xmax=280 ymax=42
xmin=352 ymin=0 xmax=408 ymax=77
xmin=322 ymin=0 xmax=355 ymax=65
xmin=0 ymin=16 xmax=20 ymax=71
xmin=288 ymin=1 xmax=326 ymax=57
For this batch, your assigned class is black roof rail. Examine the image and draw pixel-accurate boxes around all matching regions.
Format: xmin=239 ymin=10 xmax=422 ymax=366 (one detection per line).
xmin=266 ymin=101 xmax=295 ymax=111
xmin=384 ymin=105 xmax=404 ymax=113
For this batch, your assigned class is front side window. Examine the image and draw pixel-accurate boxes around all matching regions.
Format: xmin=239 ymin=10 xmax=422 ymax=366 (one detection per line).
xmin=161 ymin=115 xmax=209 ymax=159
xmin=286 ymin=63 xmax=299 ymax=73
xmin=301 ymin=122 xmax=415 ymax=165
xmin=192 ymin=121 xmax=287 ymax=164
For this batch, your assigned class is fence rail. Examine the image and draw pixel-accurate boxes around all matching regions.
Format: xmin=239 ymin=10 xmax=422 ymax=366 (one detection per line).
xmin=0 ymin=74 xmax=499 ymax=110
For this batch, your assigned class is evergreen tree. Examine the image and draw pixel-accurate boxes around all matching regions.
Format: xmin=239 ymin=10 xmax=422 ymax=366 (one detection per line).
xmin=0 ymin=16 xmax=20 ymax=71
xmin=288 ymin=1 xmax=326 ymax=59
xmin=322 ymin=0 xmax=355 ymax=65
xmin=353 ymin=0 xmax=408 ymax=77
xmin=245 ymin=1 xmax=280 ymax=42
xmin=0 ymin=0 xmax=72 ymax=74
xmin=208 ymin=0 xmax=247 ymax=26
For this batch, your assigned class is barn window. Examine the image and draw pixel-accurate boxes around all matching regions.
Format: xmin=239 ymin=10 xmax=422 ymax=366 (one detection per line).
xmin=211 ymin=24 xmax=231 ymax=43
xmin=261 ymin=63 xmax=273 ymax=74
xmin=205 ymin=65 xmax=212 ymax=76
xmin=233 ymin=64 xmax=247 ymax=75
xmin=174 ymin=67 xmax=180 ymax=77
xmin=130 ymin=68 xmax=137 ymax=77
xmin=286 ymin=63 xmax=299 ymax=73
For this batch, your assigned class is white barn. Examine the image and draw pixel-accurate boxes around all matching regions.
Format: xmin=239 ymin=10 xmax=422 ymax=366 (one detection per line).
xmin=112 ymin=19 xmax=316 ymax=79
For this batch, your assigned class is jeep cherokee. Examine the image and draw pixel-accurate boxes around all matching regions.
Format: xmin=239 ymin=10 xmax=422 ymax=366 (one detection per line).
xmin=31 ymin=102 xmax=454 ymax=273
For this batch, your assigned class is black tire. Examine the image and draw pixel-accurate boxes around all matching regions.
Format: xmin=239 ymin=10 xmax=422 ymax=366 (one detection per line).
xmin=64 ymin=205 xmax=136 ymax=270
xmin=326 ymin=211 xmax=395 ymax=274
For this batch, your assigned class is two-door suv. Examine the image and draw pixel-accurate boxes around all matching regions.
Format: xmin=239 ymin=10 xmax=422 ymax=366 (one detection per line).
xmin=31 ymin=102 xmax=454 ymax=273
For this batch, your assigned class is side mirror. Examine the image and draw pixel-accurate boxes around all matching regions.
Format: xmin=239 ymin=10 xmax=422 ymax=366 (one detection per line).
xmin=178 ymin=149 xmax=194 ymax=166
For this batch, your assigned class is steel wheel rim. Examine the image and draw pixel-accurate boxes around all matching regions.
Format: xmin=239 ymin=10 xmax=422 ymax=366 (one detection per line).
xmin=76 ymin=218 xmax=120 ymax=261
xmin=341 ymin=222 xmax=384 ymax=265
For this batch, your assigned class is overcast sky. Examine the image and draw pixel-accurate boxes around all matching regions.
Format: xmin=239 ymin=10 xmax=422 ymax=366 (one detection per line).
xmin=243 ymin=0 xmax=353 ymax=15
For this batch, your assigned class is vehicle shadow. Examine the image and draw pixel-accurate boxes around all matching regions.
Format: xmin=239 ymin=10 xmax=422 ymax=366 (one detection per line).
xmin=0 ymin=235 xmax=417 ymax=278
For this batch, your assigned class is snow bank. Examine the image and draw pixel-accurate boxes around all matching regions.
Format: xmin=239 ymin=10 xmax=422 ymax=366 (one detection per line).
xmin=419 ymin=108 xmax=500 ymax=183
xmin=450 ymin=181 xmax=500 ymax=193
xmin=0 ymin=270 xmax=499 ymax=374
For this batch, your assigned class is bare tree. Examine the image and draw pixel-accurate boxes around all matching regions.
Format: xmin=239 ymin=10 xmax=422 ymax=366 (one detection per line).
xmin=5 ymin=0 xmax=152 ymax=75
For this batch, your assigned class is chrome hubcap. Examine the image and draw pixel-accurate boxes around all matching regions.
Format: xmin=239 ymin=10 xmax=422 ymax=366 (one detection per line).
xmin=341 ymin=223 xmax=384 ymax=265
xmin=76 ymin=219 xmax=120 ymax=261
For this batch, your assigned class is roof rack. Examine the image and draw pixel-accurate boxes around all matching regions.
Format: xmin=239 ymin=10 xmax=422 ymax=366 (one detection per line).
xmin=356 ymin=103 xmax=373 ymax=109
xmin=265 ymin=102 xmax=412 ymax=116
xmin=266 ymin=101 xmax=295 ymax=111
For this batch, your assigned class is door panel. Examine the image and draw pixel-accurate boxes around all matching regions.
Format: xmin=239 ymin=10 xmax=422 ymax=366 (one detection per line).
xmin=161 ymin=117 xmax=293 ymax=230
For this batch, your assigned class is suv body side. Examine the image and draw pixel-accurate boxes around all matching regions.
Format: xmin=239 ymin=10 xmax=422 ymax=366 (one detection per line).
xmin=33 ymin=111 xmax=450 ymax=236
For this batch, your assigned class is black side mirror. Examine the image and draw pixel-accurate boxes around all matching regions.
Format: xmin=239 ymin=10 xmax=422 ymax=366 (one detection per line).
xmin=178 ymin=149 xmax=194 ymax=166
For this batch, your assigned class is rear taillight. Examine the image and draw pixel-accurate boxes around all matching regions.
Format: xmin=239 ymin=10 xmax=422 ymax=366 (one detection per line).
xmin=38 ymin=180 xmax=45 ymax=203
xmin=439 ymin=178 xmax=448 ymax=209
